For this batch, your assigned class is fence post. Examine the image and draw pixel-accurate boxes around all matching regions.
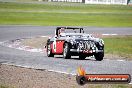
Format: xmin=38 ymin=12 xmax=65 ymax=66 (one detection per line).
xmin=82 ymin=0 xmax=85 ymax=3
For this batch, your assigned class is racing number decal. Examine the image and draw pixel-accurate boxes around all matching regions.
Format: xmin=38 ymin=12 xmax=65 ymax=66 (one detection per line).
xmin=53 ymin=39 xmax=56 ymax=52
xmin=53 ymin=40 xmax=64 ymax=53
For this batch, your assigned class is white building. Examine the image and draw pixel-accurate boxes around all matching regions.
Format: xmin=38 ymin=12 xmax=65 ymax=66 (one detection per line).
xmin=49 ymin=0 xmax=129 ymax=5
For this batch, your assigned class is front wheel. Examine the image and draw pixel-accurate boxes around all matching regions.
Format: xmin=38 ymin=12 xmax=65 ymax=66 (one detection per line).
xmin=94 ymin=52 xmax=104 ymax=61
xmin=63 ymin=43 xmax=71 ymax=59
xmin=47 ymin=44 xmax=54 ymax=57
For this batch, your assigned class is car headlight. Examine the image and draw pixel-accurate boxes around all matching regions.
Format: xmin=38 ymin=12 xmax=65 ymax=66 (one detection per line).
xmin=101 ymin=39 xmax=104 ymax=45
xmin=99 ymin=39 xmax=104 ymax=46
xmin=70 ymin=39 xmax=75 ymax=45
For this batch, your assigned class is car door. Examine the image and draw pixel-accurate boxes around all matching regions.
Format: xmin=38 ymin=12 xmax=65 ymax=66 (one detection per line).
xmin=52 ymin=37 xmax=64 ymax=54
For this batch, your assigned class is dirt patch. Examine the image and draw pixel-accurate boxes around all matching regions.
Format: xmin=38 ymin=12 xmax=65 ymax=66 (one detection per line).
xmin=104 ymin=54 xmax=131 ymax=61
xmin=0 ymin=64 xmax=131 ymax=88
xmin=21 ymin=37 xmax=49 ymax=49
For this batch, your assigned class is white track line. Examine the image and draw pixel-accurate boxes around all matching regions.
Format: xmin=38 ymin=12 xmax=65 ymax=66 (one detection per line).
xmin=104 ymin=59 xmax=125 ymax=62
xmin=0 ymin=42 xmax=3 ymax=44
xmin=116 ymin=60 xmax=125 ymax=61
xmin=0 ymin=36 xmax=49 ymax=53
xmin=48 ymin=69 xmax=76 ymax=76
xmin=102 ymin=34 xmax=118 ymax=35
xmin=129 ymin=82 xmax=132 ymax=84
xmin=40 ymin=36 xmax=49 ymax=37
xmin=2 ymin=63 xmax=76 ymax=76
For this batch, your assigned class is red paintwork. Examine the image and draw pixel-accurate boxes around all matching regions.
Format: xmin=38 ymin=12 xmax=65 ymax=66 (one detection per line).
xmin=56 ymin=40 xmax=65 ymax=54
xmin=51 ymin=40 xmax=65 ymax=54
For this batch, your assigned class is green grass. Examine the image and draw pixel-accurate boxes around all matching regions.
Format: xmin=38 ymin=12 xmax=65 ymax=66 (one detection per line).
xmin=0 ymin=2 xmax=132 ymax=26
xmin=0 ymin=85 xmax=9 ymax=88
xmin=103 ymin=36 xmax=132 ymax=59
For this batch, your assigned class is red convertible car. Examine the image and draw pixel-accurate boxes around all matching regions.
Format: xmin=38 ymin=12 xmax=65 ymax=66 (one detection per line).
xmin=46 ymin=27 xmax=104 ymax=61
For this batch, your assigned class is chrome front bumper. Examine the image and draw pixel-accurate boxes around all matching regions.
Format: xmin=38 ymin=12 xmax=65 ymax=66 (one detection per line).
xmin=70 ymin=49 xmax=103 ymax=53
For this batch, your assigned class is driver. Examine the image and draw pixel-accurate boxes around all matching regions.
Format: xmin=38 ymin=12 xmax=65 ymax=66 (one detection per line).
xmin=58 ymin=28 xmax=65 ymax=37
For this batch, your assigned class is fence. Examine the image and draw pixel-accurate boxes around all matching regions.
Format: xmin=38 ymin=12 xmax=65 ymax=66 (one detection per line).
xmin=85 ymin=0 xmax=128 ymax=5
xmin=49 ymin=0 xmax=128 ymax=5
xmin=49 ymin=0 xmax=83 ymax=2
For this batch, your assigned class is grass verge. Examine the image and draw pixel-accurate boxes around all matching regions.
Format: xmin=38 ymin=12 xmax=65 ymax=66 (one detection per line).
xmin=103 ymin=36 xmax=132 ymax=59
xmin=0 ymin=2 xmax=132 ymax=26
xmin=0 ymin=85 xmax=9 ymax=88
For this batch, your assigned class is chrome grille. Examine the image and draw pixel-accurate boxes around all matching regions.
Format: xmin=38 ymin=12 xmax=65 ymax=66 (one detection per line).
xmin=78 ymin=41 xmax=95 ymax=50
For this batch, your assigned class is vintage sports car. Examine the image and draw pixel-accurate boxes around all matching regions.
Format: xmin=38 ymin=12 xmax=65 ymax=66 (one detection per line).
xmin=46 ymin=27 xmax=104 ymax=61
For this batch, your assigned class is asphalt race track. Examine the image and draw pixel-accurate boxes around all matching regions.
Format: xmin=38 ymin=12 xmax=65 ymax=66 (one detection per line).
xmin=0 ymin=26 xmax=132 ymax=82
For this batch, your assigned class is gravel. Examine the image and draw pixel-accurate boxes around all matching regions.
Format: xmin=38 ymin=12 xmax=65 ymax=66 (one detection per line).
xmin=0 ymin=64 xmax=79 ymax=88
xmin=1 ymin=64 xmax=132 ymax=88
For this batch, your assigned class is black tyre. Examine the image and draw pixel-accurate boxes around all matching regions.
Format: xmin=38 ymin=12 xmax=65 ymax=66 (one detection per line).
xmin=76 ymin=75 xmax=86 ymax=85
xmin=94 ymin=52 xmax=104 ymax=61
xmin=63 ymin=43 xmax=71 ymax=59
xmin=47 ymin=43 xmax=54 ymax=57
xmin=79 ymin=54 xmax=86 ymax=60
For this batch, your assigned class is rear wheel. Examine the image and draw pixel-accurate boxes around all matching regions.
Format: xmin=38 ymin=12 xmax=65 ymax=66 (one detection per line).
xmin=47 ymin=44 xmax=54 ymax=57
xmin=63 ymin=43 xmax=71 ymax=59
xmin=94 ymin=52 xmax=104 ymax=61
